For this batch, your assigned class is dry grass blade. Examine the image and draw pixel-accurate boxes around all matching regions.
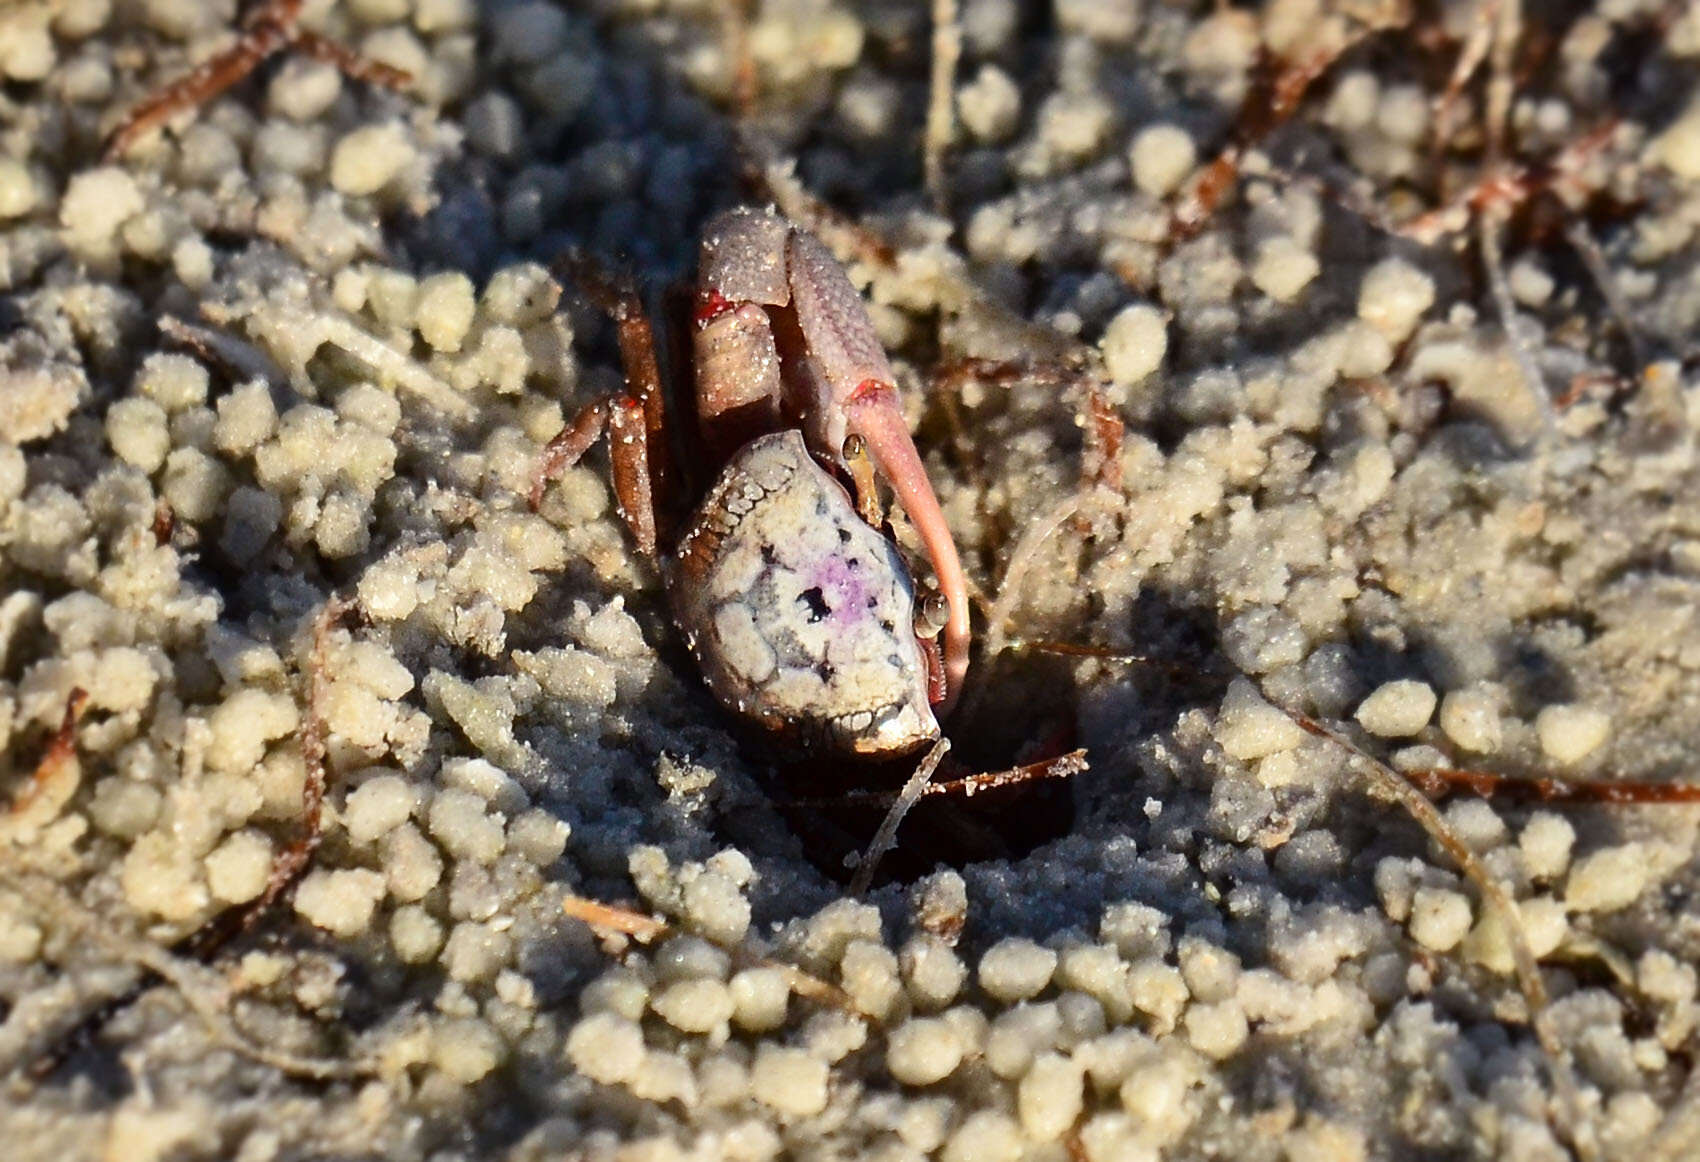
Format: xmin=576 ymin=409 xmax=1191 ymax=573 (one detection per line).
xmin=979 ymin=495 xmax=1082 ymax=667
xmin=849 ymin=737 xmax=951 ymax=896
xmin=1284 ymin=708 xmax=1600 ymax=1162
xmin=561 ymin=894 xmax=669 ymax=943
xmin=924 ymin=0 xmax=960 ymax=214
xmin=560 ymin=893 xmax=867 ymax=1018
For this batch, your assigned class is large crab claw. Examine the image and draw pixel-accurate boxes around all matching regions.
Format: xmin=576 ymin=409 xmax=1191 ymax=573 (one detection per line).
xmin=693 ymin=208 xmax=971 ymax=715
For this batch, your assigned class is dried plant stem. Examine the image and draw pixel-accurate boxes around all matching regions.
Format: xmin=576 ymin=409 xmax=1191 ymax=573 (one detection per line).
xmin=1478 ymin=213 xmax=1555 ymax=443
xmin=560 ymin=895 xmax=866 ymax=1018
xmin=981 ymin=494 xmax=1082 ymax=666
xmin=1430 ymin=0 xmax=1499 ymax=164
xmin=924 ymin=0 xmax=960 ymax=214
xmin=1403 ymin=764 xmax=1700 ymax=805
xmin=254 ymin=594 xmax=350 ymax=914
xmin=4 ymin=688 xmax=88 ymax=834
xmin=1286 ymin=709 xmax=1600 ymax=1162
xmin=815 ymin=748 xmax=1088 ymax=808
xmin=19 ymin=595 xmax=354 ymax=1080
xmin=0 ymin=871 xmax=373 ymax=1081
xmin=105 ymin=0 xmax=409 ymax=159
xmin=561 ymin=894 xmax=669 ymax=943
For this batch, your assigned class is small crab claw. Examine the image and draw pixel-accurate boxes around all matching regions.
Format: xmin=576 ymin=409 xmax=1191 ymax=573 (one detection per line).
xmin=782 ymin=229 xmax=971 ymax=715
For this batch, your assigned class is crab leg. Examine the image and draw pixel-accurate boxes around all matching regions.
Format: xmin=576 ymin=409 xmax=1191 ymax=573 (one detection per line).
xmin=564 ymin=262 xmax=674 ymax=508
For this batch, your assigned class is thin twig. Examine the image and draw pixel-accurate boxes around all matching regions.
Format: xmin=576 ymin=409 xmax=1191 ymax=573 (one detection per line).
xmin=254 ymin=594 xmax=350 ymax=913
xmin=104 ymin=0 xmax=409 ymax=160
xmin=1484 ymin=0 xmax=1520 ymax=164
xmin=1403 ymin=764 xmax=1700 ymax=805
xmin=1479 ymin=210 xmax=1555 ymax=444
xmin=924 ymin=0 xmax=961 ymax=214
xmin=1561 ymin=219 xmax=1646 ymax=368
xmin=559 ymin=893 xmax=866 ymax=1017
xmin=815 ymin=748 xmax=1088 ymax=808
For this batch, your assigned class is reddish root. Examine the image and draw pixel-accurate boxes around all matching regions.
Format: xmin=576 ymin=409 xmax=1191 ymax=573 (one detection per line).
xmin=1168 ymin=4 xmax=1416 ymax=241
xmin=252 ymin=594 xmax=354 ymax=918
xmin=104 ymin=0 xmax=411 ymax=161
xmin=1404 ymin=764 xmax=1700 ymax=806
xmin=1169 ymin=34 xmax=1378 ymax=240
xmin=7 ymin=688 xmax=90 ymax=822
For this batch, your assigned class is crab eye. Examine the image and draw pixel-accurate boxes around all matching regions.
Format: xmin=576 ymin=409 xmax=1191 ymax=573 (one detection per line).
xmin=914 ymin=590 xmax=950 ymax=638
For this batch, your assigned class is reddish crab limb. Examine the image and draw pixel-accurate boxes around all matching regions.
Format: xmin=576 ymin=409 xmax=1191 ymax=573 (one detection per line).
xmin=562 ymin=260 xmax=674 ymax=509
xmin=531 ymin=396 xmax=657 ymax=559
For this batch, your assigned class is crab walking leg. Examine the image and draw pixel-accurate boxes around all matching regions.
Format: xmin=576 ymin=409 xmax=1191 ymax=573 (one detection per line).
xmin=568 ymin=262 xmax=675 ymax=508
xmin=845 ymin=382 xmax=969 ymax=713
xmin=531 ymin=396 xmax=658 ymax=559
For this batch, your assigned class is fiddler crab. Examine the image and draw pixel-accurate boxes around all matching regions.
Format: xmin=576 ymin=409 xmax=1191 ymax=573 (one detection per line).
xmin=531 ymin=208 xmax=969 ymax=758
